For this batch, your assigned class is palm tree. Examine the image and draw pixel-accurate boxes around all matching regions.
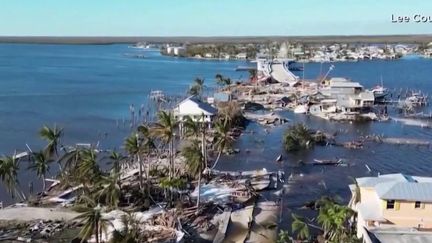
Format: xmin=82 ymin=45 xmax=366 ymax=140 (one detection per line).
xmin=108 ymin=151 xmax=124 ymax=176
xmin=217 ymin=101 xmax=245 ymax=128
xmin=283 ymin=123 xmax=314 ymax=152
xmin=78 ymin=149 xmax=101 ymax=182
xmin=124 ymin=133 xmax=144 ymax=191
xmin=28 ymin=150 xmax=53 ymax=192
xmin=215 ymin=73 xmax=225 ymax=87
xmin=193 ymin=77 xmax=205 ymax=97
xmin=181 ymin=141 xmax=205 ymax=209
xmin=0 ymin=155 xmax=25 ymax=200
xmin=111 ymin=214 xmax=142 ymax=243
xmin=183 ymin=114 xmax=208 ymax=167
xmin=317 ymin=199 xmax=355 ymax=241
xmin=137 ymin=124 xmax=156 ymax=194
xmin=74 ymin=196 xmax=110 ymax=243
xmin=183 ymin=116 xmax=200 ymax=140
xmin=39 ymin=125 xmax=63 ymax=170
xmin=94 ymin=171 xmax=121 ymax=209
xmin=291 ymin=213 xmax=310 ymax=241
xmin=188 ymin=85 xmax=200 ymax=96
xmin=59 ymin=146 xmax=82 ymax=173
xmin=211 ymin=119 xmax=234 ymax=169
xmin=188 ymin=77 xmax=205 ymax=98
xmin=151 ymin=111 xmax=177 ymax=180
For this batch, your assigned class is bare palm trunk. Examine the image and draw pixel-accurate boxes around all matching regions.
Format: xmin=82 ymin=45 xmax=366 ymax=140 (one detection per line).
xmin=196 ymin=172 xmax=201 ymax=210
xmin=146 ymin=154 xmax=151 ymax=197
xmin=169 ymin=140 xmax=174 ymax=206
xmin=55 ymin=147 xmax=63 ymax=172
xmin=138 ymin=154 xmax=143 ymax=191
xmin=42 ymin=174 xmax=46 ymax=192
xmin=170 ymin=140 xmax=175 ymax=178
xmin=211 ymin=150 xmax=223 ymax=170
xmin=201 ymin=128 xmax=207 ymax=168
xmin=95 ymin=221 xmax=99 ymax=243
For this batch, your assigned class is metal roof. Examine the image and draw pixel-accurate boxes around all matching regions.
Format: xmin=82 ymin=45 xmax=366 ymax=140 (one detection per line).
xmin=357 ymin=174 xmax=432 ymax=202
xmin=376 ymin=182 xmax=432 ymax=202
xmin=176 ymin=95 xmax=218 ymax=115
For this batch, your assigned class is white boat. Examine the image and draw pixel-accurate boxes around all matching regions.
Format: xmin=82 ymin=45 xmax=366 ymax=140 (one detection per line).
xmin=406 ymin=93 xmax=427 ymax=106
xmin=294 ymin=104 xmax=309 ymax=114
xmin=276 ymin=154 xmax=282 ymax=162
xmin=371 ymin=85 xmax=389 ymax=99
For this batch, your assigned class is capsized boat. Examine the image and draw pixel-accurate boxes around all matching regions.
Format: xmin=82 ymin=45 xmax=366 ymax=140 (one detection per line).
xmin=312 ymin=158 xmax=344 ymax=166
xmin=275 ymin=154 xmax=283 ymax=162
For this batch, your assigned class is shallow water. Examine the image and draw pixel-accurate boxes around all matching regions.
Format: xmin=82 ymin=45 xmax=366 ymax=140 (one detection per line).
xmin=0 ymin=44 xmax=432 ymax=217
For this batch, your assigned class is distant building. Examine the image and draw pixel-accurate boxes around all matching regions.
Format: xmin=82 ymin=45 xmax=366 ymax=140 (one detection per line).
xmin=173 ymin=96 xmax=218 ymax=125
xmin=166 ymin=46 xmax=174 ymax=55
xmin=321 ymin=77 xmax=375 ymax=112
xmin=349 ymin=173 xmax=432 ymax=242
xmin=166 ymin=46 xmax=185 ymax=56
xmin=173 ymin=47 xmax=186 ymax=56
xmin=235 ymin=53 xmax=247 ymax=59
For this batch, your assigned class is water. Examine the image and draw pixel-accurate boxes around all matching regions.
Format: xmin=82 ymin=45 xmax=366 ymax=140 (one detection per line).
xmin=0 ymin=44 xmax=245 ymax=202
xmin=1 ymin=44 xmax=432 ymax=224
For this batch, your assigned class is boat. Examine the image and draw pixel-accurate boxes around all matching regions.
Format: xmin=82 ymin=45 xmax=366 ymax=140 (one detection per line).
xmin=371 ymin=85 xmax=389 ymax=100
xmin=275 ymin=154 xmax=283 ymax=162
xmin=312 ymin=158 xmax=343 ymax=166
xmin=406 ymin=92 xmax=428 ymax=106
xmin=294 ymin=104 xmax=309 ymax=114
xmin=371 ymin=77 xmax=389 ymax=100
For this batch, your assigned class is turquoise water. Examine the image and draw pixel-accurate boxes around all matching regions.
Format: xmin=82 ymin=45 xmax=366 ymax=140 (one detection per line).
xmin=1 ymin=44 xmax=432 ymax=215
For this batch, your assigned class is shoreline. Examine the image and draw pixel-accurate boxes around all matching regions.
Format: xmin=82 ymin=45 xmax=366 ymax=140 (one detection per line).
xmin=1 ymin=34 xmax=432 ymax=44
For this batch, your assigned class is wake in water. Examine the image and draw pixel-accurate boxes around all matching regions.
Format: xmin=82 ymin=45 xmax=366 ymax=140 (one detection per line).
xmin=391 ymin=116 xmax=432 ymax=128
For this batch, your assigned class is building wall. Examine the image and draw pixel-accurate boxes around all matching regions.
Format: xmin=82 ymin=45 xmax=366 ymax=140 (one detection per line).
xmin=382 ymin=200 xmax=432 ymax=228
xmin=358 ymin=186 xmax=432 ymax=235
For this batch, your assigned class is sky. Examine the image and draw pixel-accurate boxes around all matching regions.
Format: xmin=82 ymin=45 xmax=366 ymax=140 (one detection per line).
xmin=1 ymin=0 xmax=432 ymax=36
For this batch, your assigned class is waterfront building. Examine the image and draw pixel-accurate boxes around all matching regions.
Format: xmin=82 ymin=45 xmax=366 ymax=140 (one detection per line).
xmin=173 ymin=96 xmax=218 ymax=124
xmin=320 ymin=77 xmax=375 ymax=113
xmin=166 ymin=46 xmax=185 ymax=56
xmin=235 ymin=53 xmax=247 ymax=59
xmin=349 ymin=174 xmax=432 ymax=242
xmin=173 ymin=47 xmax=186 ymax=56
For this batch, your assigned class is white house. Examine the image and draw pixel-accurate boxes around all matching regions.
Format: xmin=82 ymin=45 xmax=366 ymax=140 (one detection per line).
xmin=173 ymin=96 xmax=218 ymax=125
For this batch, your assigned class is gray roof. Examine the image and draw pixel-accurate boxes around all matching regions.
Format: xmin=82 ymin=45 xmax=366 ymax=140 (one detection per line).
xmin=376 ymin=182 xmax=432 ymax=202
xmin=329 ymin=77 xmax=363 ymax=88
xmin=357 ymin=174 xmax=432 ymax=202
xmin=357 ymin=174 xmax=408 ymax=187
xmin=178 ymin=96 xmax=218 ymax=115
xmin=367 ymin=227 xmax=432 ymax=243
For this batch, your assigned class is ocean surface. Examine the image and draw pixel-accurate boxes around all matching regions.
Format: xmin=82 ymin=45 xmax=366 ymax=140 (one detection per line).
xmin=1 ymin=44 xmax=432 ymax=226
